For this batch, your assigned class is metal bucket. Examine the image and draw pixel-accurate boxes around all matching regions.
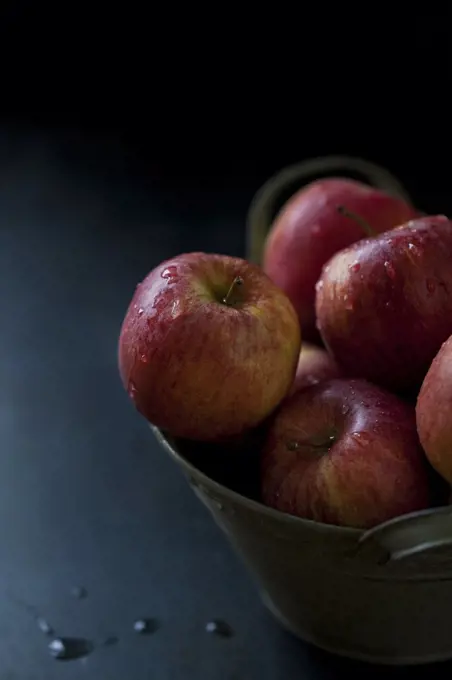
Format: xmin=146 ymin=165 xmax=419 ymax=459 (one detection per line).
xmin=153 ymin=157 xmax=452 ymax=665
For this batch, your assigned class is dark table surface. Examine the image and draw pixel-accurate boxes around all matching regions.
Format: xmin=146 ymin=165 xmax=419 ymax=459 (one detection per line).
xmin=1 ymin=126 xmax=452 ymax=679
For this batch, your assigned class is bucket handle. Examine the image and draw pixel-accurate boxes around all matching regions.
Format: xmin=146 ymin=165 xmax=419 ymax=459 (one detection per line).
xmin=356 ymin=505 xmax=452 ymax=564
xmin=246 ymin=155 xmax=414 ymax=265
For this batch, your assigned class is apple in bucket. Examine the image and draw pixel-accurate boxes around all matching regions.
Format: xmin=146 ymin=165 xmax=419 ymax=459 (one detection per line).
xmin=316 ymin=215 xmax=452 ymax=395
xmin=417 ymin=335 xmax=452 ymax=485
xmin=261 ymin=379 xmax=431 ymax=529
xmin=290 ymin=343 xmax=341 ymax=395
xmin=118 ymin=252 xmax=301 ymax=441
xmin=263 ymin=178 xmax=418 ymax=343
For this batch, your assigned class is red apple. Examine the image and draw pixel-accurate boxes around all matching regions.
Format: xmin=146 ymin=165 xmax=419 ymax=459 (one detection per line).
xmin=118 ymin=252 xmax=301 ymax=441
xmin=262 ymin=178 xmax=418 ymax=343
xmin=316 ymin=215 xmax=452 ymax=394
xmin=290 ymin=343 xmax=341 ymax=395
xmin=417 ymin=335 xmax=452 ymax=484
xmin=261 ymin=379 xmax=431 ymax=529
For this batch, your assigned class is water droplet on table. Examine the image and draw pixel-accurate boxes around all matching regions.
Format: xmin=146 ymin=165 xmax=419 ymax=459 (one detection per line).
xmin=133 ymin=618 xmax=157 ymax=635
xmin=205 ymin=620 xmax=234 ymax=638
xmin=71 ymin=586 xmax=88 ymax=600
xmin=48 ymin=637 xmax=93 ymax=661
xmin=101 ymin=635 xmax=119 ymax=647
xmin=37 ymin=617 xmax=53 ymax=635
xmin=49 ymin=639 xmax=66 ymax=659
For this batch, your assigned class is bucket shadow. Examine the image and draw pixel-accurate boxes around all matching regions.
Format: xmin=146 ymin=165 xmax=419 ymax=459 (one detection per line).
xmin=276 ymin=627 xmax=452 ymax=680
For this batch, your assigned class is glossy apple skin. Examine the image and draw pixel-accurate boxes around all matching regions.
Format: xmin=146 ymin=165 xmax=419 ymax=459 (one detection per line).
xmin=263 ymin=178 xmax=418 ymax=343
xmin=316 ymin=215 xmax=452 ymax=394
xmin=290 ymin=343 xmax=341 ymax=395
xmin=261 ymin=379 xmax=430 ymax=529
xmin=417 ymin=335 xmax=452 ymax=484
xmin=118 ymin=252 xmax=301 ymax=441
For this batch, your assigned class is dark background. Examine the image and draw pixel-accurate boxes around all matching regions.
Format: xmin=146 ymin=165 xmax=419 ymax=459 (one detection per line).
xmin=1 ymin=5 xmax=452 ymax=678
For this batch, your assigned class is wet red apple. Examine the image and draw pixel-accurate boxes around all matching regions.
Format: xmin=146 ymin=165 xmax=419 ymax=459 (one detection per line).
xmin=290 ymin=343 xmax=341 ymax=395
xmin=118 ymin=252 xmax=301 ymax=441
xmin=417 ymin=335 xmax=452 ymax=484
xmin=316 ymin=215 xmax=452 ymax=394
xmin=261 ymin=379 xmax=431 ymax=529
xmin=263 ymin=178 xmax=418 ymax=343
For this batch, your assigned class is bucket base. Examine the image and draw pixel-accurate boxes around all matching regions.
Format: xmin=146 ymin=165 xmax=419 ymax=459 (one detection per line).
xmin=261 ymin=591 xmax=452 ymax=666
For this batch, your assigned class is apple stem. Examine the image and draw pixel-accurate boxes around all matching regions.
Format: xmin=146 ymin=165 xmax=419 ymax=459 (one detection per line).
xmin=337 ymin=205 xmax=376 ymax=237
xmin=223 ymin=276 xmax=244 ymax=305
xmin=287 ymin=436 xmax=335 ymax=452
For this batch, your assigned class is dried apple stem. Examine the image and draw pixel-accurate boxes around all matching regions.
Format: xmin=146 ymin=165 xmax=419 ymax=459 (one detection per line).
xmin=337 ymin=205 xmax=375 ymax=237
xmin=223 ymin=276 xmax=244 ymax=305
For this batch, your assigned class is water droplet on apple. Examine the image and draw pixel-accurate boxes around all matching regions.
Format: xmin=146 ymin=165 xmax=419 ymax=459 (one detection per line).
xmin=349 ymin=261 xmax=361 ymax=273
xmin=128 ymin=381 xmax=137 ymax=401
xmin=137 ymin=307 xmax=144 ymax=316
xmin=426 ymin=279 xmax=436 ymax=294
xmin=315 ymin=280 xmax=324 ymax=292
xmin=139 ymin=354 xmax=148 ymax=363
xmin=343 ymin=294 xmax=353 ymax=311
xmin=161 ymin=266 xmax=178 ymax=280
xmin=407 ymin=242 xmax=421 ymax=258
xmin=287 ymin=440 xmax=300 ymax=451
xmin=384 ymin=261 xmax=396 ymax=279
xmin=171 ymin=300 xmax=181 ymax=318
xmin=352 ymin=431 xmax=371 ymax=445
